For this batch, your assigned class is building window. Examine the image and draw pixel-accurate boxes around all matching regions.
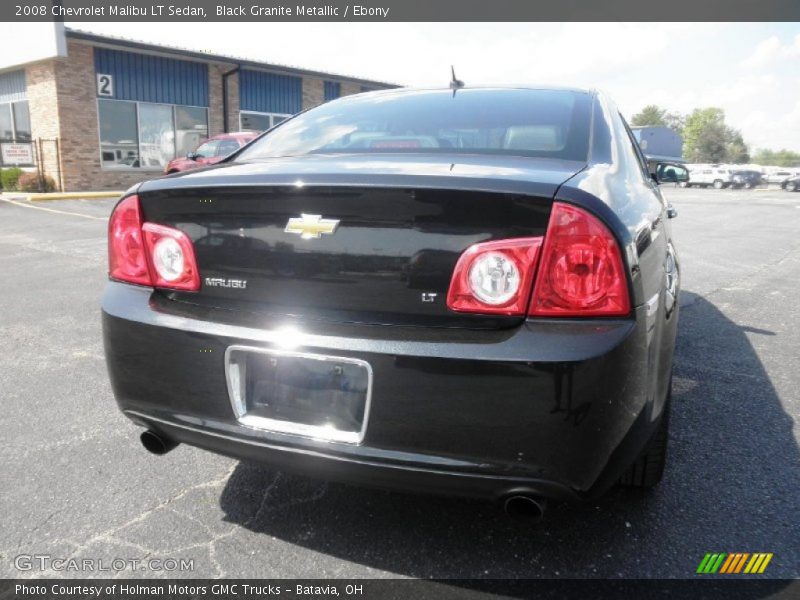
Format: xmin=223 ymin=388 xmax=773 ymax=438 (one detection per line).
xmin=12 ymin=101 xmax=30 ymax=141
xmin=324 ymin=81 xmax=341 ymax=102
xmin=138 ymin=103 xmax=175 ymax=169
xmin=239 ymin=111 xmax=291 ymax=133
xmin=98 ymin=99 xmax=208 ymax=170
xmin=98 ymin=100 xmax=139 ymax=168
xmin=175 ymin=106 xmax=209 ymax=158
xmin=0 ymin=100 xmax=30 ymax=142
xmin=0 ymin=104 xmax=12 ymax=140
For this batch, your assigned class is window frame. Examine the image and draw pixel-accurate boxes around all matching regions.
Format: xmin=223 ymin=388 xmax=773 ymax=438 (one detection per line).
xmin=0 ymin=102 xmax=14 ymax=141
xmin=618 ymin=113 xmax=653 ymax=183
xmin=11 ymin=100 xmax=31 ymax=142
xmin=194 ymin=139 xmax=221 ymax=158
xmin=239 ymin=110 xmax=293 ymax=133
xmin=96 ymin=98 xmax=209 ymax=172
xmin=215 ymin=138 xmax=242 ymax=157
xmin=0 ymin=100 xmax=31 ymax=143
xmin=236 ymin=89 xmax=593 ymax=162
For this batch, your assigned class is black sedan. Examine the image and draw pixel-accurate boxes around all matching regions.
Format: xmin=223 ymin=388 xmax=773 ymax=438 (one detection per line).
xmin=782 ymin=174 xmax=800 ymax=191
xmin=729 ymin=169 xmax=764 ymax=189
xmin=103 ymin=87 xmax=685 ymax=519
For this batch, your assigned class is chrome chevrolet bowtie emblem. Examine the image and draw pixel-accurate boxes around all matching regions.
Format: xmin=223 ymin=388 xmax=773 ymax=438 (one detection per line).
xmin=284 ymin=214 xmax=340 ymax=240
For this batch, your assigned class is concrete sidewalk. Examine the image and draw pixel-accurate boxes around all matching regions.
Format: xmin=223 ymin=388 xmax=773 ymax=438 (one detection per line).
xmin=0 ymin=190 xmax=123 ymax=202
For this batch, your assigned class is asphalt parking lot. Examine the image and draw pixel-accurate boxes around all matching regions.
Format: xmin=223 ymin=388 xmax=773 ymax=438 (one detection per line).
xmin=0 ymin=186 xmax=798 ymax=580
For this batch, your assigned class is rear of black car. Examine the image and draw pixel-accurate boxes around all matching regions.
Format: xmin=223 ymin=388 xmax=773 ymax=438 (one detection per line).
xmin=102 ymin=88 xmax=662 ymax=503
xmin=730 ymin=170 xmax=763 ymax=189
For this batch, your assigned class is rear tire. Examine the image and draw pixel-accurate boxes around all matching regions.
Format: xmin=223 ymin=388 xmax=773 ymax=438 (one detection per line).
xmin=713 ymin=179 xmax=724 ymax=189
xmin=620 ymin=393 xmax=671 ymax=488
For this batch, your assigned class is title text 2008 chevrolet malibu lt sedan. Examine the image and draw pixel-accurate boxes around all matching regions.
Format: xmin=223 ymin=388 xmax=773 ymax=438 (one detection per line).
xmin=102 ymin=87 xmax=685 ymax=518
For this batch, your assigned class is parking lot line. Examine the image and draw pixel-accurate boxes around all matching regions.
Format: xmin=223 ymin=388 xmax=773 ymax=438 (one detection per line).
xmin=0 ymin=197 xmax=107 ymax=221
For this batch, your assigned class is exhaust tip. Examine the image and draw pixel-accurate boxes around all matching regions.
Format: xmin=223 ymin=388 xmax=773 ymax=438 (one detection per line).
xmin=140 ymin=430 xmax=178 ymax=455
xmin=503 ymin=495 xmax=546 ymax=523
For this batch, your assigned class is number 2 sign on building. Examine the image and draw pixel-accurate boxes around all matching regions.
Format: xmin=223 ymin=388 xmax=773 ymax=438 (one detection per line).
xmin=97 ymin=73 xmax=114 ymax=97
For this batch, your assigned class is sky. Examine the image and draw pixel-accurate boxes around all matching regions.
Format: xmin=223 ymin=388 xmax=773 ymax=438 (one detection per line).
xmin=8 ymin=22 xmax=800 ymax=152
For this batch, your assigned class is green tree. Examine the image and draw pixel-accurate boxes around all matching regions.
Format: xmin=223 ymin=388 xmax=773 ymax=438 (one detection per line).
xmin=682 ymin=108 xmax=748 ymax=164
xmin=631 ymin=105 xmax=668 ymax=128
xmin=751 ymin=148 xmax=800 ymax=167
xmin=726 ymin=132 xmax=750 ymax=164
xmin=631 ymin=105 xmax=685 ymax=135
xmin=664 ymin=112 xmax=686 ymax=137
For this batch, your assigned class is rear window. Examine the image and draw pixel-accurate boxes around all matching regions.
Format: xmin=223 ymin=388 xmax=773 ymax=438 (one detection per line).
xmin=235 ymin=88 xmax=592 ymax=162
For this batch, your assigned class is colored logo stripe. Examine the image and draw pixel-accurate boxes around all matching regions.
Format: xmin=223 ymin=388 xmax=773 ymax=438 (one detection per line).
xmin=719 ymin=554 xmax=737 ymax=573
xmin=720 ymin=553 xmax=747 ymax=573
xmin=697 ymin=553 xmax=727 ymax=573
xmin=744 ymin=553 xmax=774 ymax=574
xmin=698 ymin=552 xmax=773 ymax=574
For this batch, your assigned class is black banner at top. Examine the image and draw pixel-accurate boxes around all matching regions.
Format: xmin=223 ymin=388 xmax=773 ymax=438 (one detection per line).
xmin=3 ymin=0 xmax=800 ymax=22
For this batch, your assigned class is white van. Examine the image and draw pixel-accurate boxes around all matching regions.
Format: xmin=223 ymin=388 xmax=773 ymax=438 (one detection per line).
xmin=764 ymin=169 xmax=796 ymax=185
xmin=683 ymin=164 xmax=734 ymax=189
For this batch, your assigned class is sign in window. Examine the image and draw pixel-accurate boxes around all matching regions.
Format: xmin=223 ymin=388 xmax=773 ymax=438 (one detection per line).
xmin=1 ymin=142 xmax=33 ymax=165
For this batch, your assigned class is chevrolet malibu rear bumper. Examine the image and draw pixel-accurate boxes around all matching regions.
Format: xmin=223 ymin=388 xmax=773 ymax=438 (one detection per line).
xmin=102 ymin=281 xmax=660 ymax=502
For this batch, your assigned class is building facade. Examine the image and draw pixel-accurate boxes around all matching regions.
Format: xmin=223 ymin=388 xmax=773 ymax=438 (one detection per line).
xmin=0 ymin=28 xmax=394 ymax=192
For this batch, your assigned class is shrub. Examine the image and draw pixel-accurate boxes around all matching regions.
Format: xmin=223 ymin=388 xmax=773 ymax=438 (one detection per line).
xmin=17 ymin=172 xmax=56 ymax=193
xmin=0 ymin=167 xmax=24 ymax=191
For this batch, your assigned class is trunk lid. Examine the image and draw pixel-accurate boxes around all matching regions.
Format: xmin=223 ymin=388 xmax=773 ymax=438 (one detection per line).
xmin=138 ymin=154 xmax=584 ymax=328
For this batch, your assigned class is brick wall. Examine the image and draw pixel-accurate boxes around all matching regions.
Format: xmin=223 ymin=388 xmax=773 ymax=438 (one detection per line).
xmin=25 ymin=60 xmax=62 ymax=189
xmin=208 ymin=63 xmax=239 ymax=136
xmin=302 ymin=77 xmax=325 ymax=110
xmin=340 ymin=82 xmax=363 ymax=97
xmin=302 ymin=78 xmax=371 ymax=110
xmin=208 ymin=63 xmax=225 ymax=137
xmin=226 ymin=70 xmax=239 ymax=132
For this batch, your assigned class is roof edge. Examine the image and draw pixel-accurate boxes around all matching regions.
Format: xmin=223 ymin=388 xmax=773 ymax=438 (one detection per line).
xmin=65 ymin=28 xmax=398 ymax=89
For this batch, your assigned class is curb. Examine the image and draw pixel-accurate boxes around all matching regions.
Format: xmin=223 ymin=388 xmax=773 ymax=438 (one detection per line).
xmin=27 ymin=191 xmax=123 ymax=202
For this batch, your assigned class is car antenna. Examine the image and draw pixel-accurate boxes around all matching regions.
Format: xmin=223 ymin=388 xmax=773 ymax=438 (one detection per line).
xmin=450 ymin=65 xmax=464 ymax=96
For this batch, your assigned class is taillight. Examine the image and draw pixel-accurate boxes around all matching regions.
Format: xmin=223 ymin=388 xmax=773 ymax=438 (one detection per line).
xmin=108 ymin=195 xmax=150 ymax=286
xmin=528 ymin=202 xmax=630 ymax=317
xmin=142 ymin=223 xmax=200 ymax=291
xmin=446 ymin=238 xmax=543 ymax=315
xmin=445 ymin=203 xmax=630 ymax=318
xmin=108 ymin=195 xmax=200 ymax=291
